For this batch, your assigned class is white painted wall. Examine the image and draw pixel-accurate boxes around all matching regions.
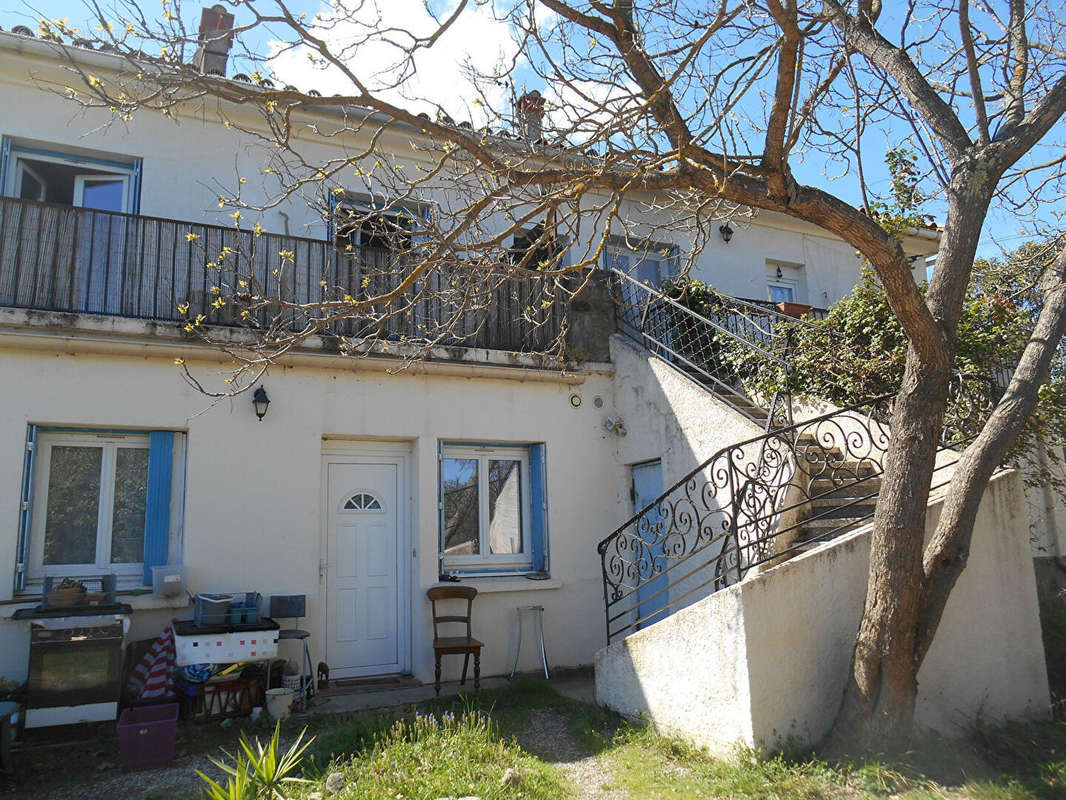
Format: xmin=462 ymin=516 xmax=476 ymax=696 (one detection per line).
xmin=596 ymin=469 xmax=1050 ymax=755
xmin=611 ymin=335 xmax=763 ymax=491
xmin=0 ymin=32 xmax=936 ymax=314
xmin=0 ymin=327 xmax=621 ymax=686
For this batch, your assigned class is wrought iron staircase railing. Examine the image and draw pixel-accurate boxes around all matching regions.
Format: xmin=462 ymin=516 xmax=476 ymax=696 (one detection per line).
xmin=600 ymin=270 xmax=1003 ymax=646
xmin=597 ymin=394 xmax=975 ymax=643
xmin=611 ymin=269 xmax=822 ymax=424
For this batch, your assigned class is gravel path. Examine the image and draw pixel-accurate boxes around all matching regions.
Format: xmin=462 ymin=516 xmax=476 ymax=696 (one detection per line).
xmin=15 ymin=746 xmax=227 ymax=800
xmin=512 ymin=708 xmax=625 ymax=800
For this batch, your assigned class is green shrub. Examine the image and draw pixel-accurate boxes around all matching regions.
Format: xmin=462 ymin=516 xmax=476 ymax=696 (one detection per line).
xmin=198 ymin=722 xmax=313 ymax=800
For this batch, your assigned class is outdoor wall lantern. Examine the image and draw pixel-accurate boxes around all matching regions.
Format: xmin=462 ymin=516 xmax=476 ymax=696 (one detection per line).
xmin=252 ymin=385 xmax=271 ymax=421
xmin=719 ymin=223 xmax=734 ymax=243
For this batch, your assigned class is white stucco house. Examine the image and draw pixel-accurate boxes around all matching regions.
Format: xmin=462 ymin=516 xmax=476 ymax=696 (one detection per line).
xmin=0 ymin=9 xmax=1049 ymax=748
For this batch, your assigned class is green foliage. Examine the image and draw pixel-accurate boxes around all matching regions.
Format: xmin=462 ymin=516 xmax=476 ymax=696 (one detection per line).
xmin=669 ymin=242 xmax=1066 ymax=470
xmin=867 ymin=147 xmax=936 ymax=239
xmin=198 ymin=722 xmax=313 ymax=800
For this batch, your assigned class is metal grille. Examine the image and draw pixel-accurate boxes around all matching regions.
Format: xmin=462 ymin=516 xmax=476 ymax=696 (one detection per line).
xmin=612 ymin=269 xmax=823 ymax=423
xmin=0 ymin=196 xmax=562 ymax=354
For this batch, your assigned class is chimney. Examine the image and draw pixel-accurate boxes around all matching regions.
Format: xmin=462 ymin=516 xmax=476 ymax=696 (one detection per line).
xmin=516 ymin=90 xmax=545 ymax=143
xmin=192 ymin=4 xmax=235 ymax=76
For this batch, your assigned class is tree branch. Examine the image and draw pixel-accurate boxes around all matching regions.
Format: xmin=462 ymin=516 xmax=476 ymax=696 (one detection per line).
xmin=822 ymin=0 xmax=973 ymax=161
xmin=959 ymin=0 xmax=990 ymax=145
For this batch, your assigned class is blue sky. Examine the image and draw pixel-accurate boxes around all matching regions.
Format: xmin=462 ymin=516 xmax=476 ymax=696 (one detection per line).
xmin=3 ymin=0 xmax=1060 ymax=261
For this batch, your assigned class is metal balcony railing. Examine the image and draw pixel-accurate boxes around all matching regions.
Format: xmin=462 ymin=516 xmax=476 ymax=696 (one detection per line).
xmin=0 ymin=196 xmax=562 ymax=353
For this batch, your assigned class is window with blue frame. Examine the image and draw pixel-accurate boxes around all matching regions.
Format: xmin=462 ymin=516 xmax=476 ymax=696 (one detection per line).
xmin=1 ymin=139 xmax=141 ymax=213
xmin=439 ymin=443 xmax=548 ymax=575
xmin=602 ymin=238 xmax=678 ymax=287
xmin=15 ymin=428 xmax=184 ymax=591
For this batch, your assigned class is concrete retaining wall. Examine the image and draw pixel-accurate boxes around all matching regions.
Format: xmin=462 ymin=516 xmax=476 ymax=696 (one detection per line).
xmin=595 ymin=469 xmax=1050 ymax=755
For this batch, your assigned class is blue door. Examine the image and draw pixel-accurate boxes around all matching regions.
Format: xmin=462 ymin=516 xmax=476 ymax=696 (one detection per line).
xmin=632 ymin=460 xmax=669 ymax=628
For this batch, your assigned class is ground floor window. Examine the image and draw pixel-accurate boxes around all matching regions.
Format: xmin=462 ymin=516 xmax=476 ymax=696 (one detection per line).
xmin=439 ymin=443 xmax=548 ymax=575
xmin=16 ymin=428 xmax=184 ymax=591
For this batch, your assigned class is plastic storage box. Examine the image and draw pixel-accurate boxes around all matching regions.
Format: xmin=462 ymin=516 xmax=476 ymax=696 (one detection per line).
xmin=117 ymin=703 xmax=180 ymax=768
xmin=151 ymin=565 xmax=187 ymax=598
xmin=228 ymin=592 xmax=261 ymax=625
xmin=194 ymin=593 xmax=233 ymax=627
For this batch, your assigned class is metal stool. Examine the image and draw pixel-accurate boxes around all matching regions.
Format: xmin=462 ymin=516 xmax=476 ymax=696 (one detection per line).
xmin=269 ymin=595 xmax=313 ymax=710
xmin=509 ymin=605 xmax=549 ymax=679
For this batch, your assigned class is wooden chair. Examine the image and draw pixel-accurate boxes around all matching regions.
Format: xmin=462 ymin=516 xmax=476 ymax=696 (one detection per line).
xmin=427 ymin=585 xmax=483 ymax=696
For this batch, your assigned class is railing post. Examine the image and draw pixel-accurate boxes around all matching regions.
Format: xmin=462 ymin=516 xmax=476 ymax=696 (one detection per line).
xmin=598 ymin=540 xmax=612 ymax=644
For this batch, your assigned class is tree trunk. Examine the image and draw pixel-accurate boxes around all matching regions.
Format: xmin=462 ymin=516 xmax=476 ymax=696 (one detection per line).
xmin=831 ymin=173 xmax=995 ymax=751
xmin=831 ymin=352 xmax=949 ymax=750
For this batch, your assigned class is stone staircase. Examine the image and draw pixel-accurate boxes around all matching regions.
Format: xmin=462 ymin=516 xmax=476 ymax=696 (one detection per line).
xmin=792 ymin=434 xmax=882 ymax=550
xmin=670 ymin=365 xmax=884 ymax=555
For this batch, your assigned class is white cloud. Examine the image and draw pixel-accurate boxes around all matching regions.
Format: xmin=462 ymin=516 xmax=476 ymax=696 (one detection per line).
xmin=266 ymin=0 xmax=520 ymax=124
xmin=542 ymin=77 xmax=642 ymax=143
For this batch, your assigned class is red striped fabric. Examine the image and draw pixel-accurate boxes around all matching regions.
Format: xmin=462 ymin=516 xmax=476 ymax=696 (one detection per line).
xmin=129 ymin=625 xmax=176 ymax=700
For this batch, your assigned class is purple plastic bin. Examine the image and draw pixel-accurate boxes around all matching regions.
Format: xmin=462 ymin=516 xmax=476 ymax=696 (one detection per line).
xmin=117 ymin=703 xmax=180 ymax=769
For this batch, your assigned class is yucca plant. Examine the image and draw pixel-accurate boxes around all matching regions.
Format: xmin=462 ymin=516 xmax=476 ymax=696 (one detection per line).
xmin=198 ymin=722 xmax=314 ymax=800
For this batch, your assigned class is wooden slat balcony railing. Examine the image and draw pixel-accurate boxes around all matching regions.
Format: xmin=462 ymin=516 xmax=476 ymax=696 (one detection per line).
xmin=0 ymin=196 xmax=563 ymax=354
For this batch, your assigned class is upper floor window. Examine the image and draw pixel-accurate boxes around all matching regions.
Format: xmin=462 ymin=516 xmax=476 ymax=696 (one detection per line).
xmin=766 ymin=261 xmax=806 ymax=305
xmin=16 ymin=428 xmax=184 ymax=591
xmin=333 ymin=198 xmax=416 ymax=253
xmin=767 ymin=282 xmax=795 ymax=304
xmin=510 ymin=225 xmax=565 ymax=270
xmin=603 ymin=238 xmax=678 ymax=287
xmin=1 ymin=139 xmax=141 ymax=214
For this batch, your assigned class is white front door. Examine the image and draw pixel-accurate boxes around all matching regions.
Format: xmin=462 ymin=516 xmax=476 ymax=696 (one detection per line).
xmin=325 ymin=459 xmax=405 ymax=678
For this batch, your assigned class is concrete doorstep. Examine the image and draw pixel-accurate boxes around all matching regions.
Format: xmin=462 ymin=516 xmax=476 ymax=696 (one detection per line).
xmin=296 ymin=673 xmax=596 ymax=716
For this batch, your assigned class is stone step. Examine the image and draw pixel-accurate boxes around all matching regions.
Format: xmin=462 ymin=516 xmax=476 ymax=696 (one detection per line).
xmin=801 ymin=515 xmax=870 ymax=530
xmin=809 ymin=475 xmax=882 ymax=492
xmin=793 ymin=518 xmax=868 ymax=546
xmin=810 ymin=496 xmax=877 ymax=511
xmin=802 ymin=455 xmax=881 ymax=473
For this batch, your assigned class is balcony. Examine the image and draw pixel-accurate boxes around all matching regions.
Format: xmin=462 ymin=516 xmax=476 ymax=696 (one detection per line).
xmin=0 ymin=196 xmax=570 ymax=356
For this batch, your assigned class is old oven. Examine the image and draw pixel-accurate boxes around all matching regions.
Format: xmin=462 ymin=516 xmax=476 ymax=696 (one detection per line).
xmin=22 ymin=613 xmax=129 ymax=728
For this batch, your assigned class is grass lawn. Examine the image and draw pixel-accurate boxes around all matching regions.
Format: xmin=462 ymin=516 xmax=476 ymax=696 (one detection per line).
xmin=250 ymin=676 xmax=1062 ymax=800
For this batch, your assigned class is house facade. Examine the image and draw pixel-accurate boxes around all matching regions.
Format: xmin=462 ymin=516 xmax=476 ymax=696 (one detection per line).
xmin=0 ymin=19 xmax=1007 ymax=710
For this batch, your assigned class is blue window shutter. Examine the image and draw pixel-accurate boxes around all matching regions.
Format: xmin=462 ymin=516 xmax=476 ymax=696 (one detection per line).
xmin=437 ymin=441 xmax=448 ymax=576
xmin=14 ymin=425 xmax=37 ymax=592
xmin=130 ymin=159 xmax=142 ymax=214
xmin=0 ymin=138 xmax=11 ymax=194
xmin=143 ymin=431 xmax=174 ymax=585
xmin=529 ymin=444 xmax=548 ymax=572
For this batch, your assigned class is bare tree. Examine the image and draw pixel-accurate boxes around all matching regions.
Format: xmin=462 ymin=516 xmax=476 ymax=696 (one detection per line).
xmin=30 ymin=0 xmax=1066 ymax=747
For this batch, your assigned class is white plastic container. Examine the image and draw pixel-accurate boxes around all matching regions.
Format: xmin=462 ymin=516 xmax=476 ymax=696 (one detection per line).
xmin=265 ymin=688 xmax=296 ymax=719
xmin=174 ymin=628 xmax=280 ymax=665
xmin=151 ymin=564 xmax=188 ymax=598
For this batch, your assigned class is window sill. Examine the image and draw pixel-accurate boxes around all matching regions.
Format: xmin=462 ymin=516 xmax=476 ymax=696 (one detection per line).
xmin=435 ymin=576 xmax=562 ymax=594
xmin=2 ymin=591 xmax=190 ymax=619
xmin=122 ymin=593 xmax=192 ymax=611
